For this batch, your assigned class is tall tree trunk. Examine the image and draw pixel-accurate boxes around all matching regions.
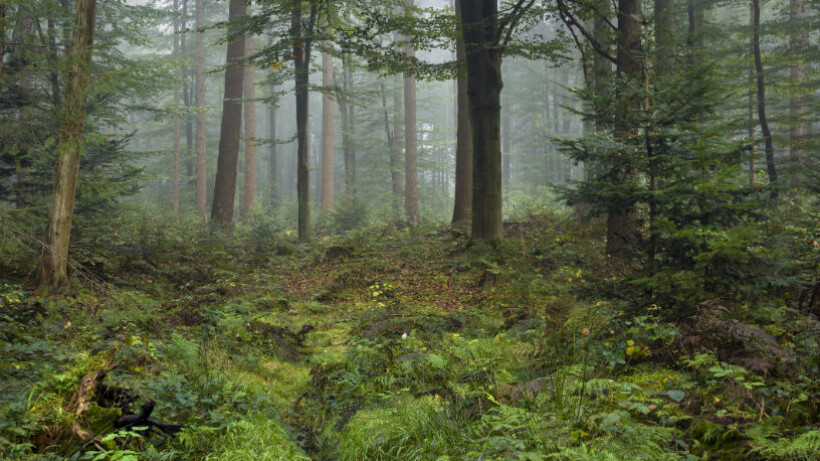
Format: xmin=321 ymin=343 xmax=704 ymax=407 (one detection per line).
xmin=748 ymin=0 xmax=756 ymax=187
xmin=210 ymin=0 xmax=246 ymax=229
xmin=243 ymin=28 xmax=257 ymax=219
xmin=751 ymin=0 xmax=777 ymax=199
xmin=461 ymin=0 xmax=503 ymax=245
xmin=654 ymin=0 xmax=674 ymax=74
xmin=392 ymin=86 xmax=404 ymax=214
xmin=403 ymin=0 xmax=420 ymax=227
xmin=172 ymin=0 xmax=181 ymax=214
xmin=0 ymin=5 xmax=6 ymax=92
xmin=293 ymin=2 xmax=316 ymax=241
xmin=182 ymin=0 xmax=195 ymax=190
xmin=268 ymin=85 xmax=278 ymax=209
xmin=320 ymin=45 xmax=334 ymax=210
xmin=606 ymin=0 xmax=641 ymax=257
xmin=343 ymin=56 xmax=356 ymax=196
xmin=502 ymin=110 xmax=510 ymax=197
xmin=41 ymin=0 xmax=97 ymax=288
xmin=788 ymin=0 xmax=807 ymax=169
xmin=195 ymin=0 xmax=207 ymax=218
xmin=451 ymin=0 xmax=472 ymax=224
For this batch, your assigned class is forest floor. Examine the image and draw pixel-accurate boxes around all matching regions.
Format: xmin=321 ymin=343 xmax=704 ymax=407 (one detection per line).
xmin=2 ymin=214 xmax=819 ymax=460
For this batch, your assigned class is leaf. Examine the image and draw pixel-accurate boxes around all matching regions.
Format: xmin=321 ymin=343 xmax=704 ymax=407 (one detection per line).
xmin=666 ymin=390 xmax=685 ymax=402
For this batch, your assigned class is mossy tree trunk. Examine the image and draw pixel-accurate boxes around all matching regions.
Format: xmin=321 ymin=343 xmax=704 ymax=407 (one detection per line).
xmin=41 ymin=0 xmax=97 ymax=288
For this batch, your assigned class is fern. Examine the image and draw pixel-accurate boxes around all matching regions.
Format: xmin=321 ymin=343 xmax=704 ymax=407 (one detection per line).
xmin=756 ymin=430 xmax=820 ymax=460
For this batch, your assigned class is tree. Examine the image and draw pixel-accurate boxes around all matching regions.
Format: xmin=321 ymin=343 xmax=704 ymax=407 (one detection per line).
xmin=292 ymin=0 xmax=318 ymax=242
xmin=320 ymin=42 xmax=334 ymax=211
xmin=402 ymin=0 xmax=420 ymax=227
xmin=751 ymin=0 xmax=777 ymax=199
xmin=459 ymin=0 xmax=534 ymax=245
xmin=41 ymin=0 xmax=97 ymax=287
xmin=788 ymin=0 xmax=807 ymax=168
xmin=173 ymin=0 xmax=181 ymax=214
xmin=605 ymin=0 xmax=642 ymax=257
xmin=243 ymin=18 xmax=258 ymax=219
xmin=451 ymin=0 xmax=472 ymax=224
xmin=210 ymin=0 xmax=246 ymax=229
xmin=195 ymin=0 xmax=207 ymax=219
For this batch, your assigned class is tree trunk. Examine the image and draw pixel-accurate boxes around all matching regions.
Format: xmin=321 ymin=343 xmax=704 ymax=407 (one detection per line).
xmin=451 ymin=0 xmax=472 ymax=224
xmin=748 ymin=0 xmax=755 ymax=187
xmin=788 ymin=0 xmax=807 ymax=168
xmin=243 ymin=28 xmax=257 ymax=219
xmin=172 ymin=0 xmax=181 ymax=214
xmin=41 ymin=0 xmax=97 ymax=288
xmin=210 ymin=0 xmax=246 ymax=229
xmin=342 ymin=55 xmax=357 ymax=197
xmin=751 ymin=0 xmax=777 ymax=199
xmin=391 ymin=86 xmax=404 ymax=215
xmin=654 ymin=0 xmax=674 ymax=74
xmin=195 ymin=0 xmax=207 ymax=219
xmin=606 ymin=0 xmax=641 ymax=257
xmin=268 ymin=85 xmax=278 ymax=209
xmin=461 ymin=0 xmax=503 ymax=245
xmin=320 ymin=46 xmax=334 ymax=210
xmin=293 ymin=2 xmax=316 ymax=241
xmin=403 ymin=0 xmax=420 ymax=227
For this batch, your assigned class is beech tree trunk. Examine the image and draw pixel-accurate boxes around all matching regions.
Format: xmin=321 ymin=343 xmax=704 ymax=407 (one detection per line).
xmin=403 ymin=0 xmax=420 ymax=227
xmin=752 ymin=0 xmax=777 ymax=199
xmin=606 ymin=0 xmax=641 ymax=257
xmin=195 ymin=0 xmax=207 ymax=219
xmin=243 ymin=28 xmax=257 ymax=219
xmin=320 ymin=46 xmax=334 ymax=210
xmin=451 ymin=0 xmax=472 ymax=224
xmin=172 ymin=0 xmax=181 ymax=214
xmin=41 ymin=0 xmax=97 ymax=288
xmin=461 ymin=0 xmax=503 ymax=245
xmin=210 ymin=0 xmax=246 ymax=229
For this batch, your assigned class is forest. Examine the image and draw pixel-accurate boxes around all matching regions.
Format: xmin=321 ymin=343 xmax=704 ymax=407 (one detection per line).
xmin=0 ymin=0 xmax=819 ymax=459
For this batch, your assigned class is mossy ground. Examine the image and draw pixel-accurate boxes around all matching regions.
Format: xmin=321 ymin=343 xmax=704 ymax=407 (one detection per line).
xmin=2 ymin=215 xmax=819 ymax=460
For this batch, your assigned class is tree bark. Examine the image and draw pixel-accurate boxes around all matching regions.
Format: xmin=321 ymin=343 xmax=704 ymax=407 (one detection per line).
xmin=268 ymin=85 xmax=278 ymax=209
xmin=210 ymin=0 xmax=246 ymax=229
xmin=654 ymin=0 xmax=674 ymax=74
xmin=748 ymin=0 xmax=755 ymax=187
xmin=293 ymin=2 xmax=316 ymax=241
xmin=243 ymin=28 xmax=258 ymax=219
xmin=173 ymin=0 xmax=181 ymax=214
xmin=320 ymin=45 xmax=335 ymax=210
xmin=605 ymin=0 xmax=641 ymax=258
xmin=461 ymin=0 xmax=503 ymax=245
xmin=41 ymin=0 xmax=97 ymax=288
xmin=392 ymin=85 xmax=404 ymax=214
xmin=403 ymin=0 xmax=420 ymax=227
xmin=342 ymin=55 xmax=356 ymax=197
xmin=751 ymin=0 xmax=777 ymax=199
xmin=451 ymin=0 xmax=472 ymax=224
xmin=195 ymin=0 xmax=207 ymax=219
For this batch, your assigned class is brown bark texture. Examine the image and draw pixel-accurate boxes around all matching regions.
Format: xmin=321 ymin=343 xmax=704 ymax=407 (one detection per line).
xmin=321 ymin=47 xmax=335 ymax=210
xmin=195 ymin=0 xmax=207 ymax=219
xmin=210 ymin=0 xmax=246 ymax=229
xmin=41 ymin=0 xmax=97 ymax=287
xmin=451 ymin=0 xmax=473 ymax=224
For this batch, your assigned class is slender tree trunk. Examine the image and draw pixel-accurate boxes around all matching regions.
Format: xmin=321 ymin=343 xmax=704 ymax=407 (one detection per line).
xmin=402 ymin=0 xmax=420 ymax=227
xmin=751 ymin=0 xmax=777 ymax=199
xmin=502 ymin=110 xmax=511 ymax=196
xmin=451 ymin=0 xmax=472 ymax=224
xmin=342 ymin=56 xmax=357 ymax=196
xmin=268 ymin=85 xmax=278 ymax=209
xmin=461 ymin=0 xmax=503 ymax=244
xmin=392 ymin=86 xmax=404 ymax=214
xmin=41 ymin=0 xmax=97 ymax=287
xmin=320 ymin=45 xmax=334 ymax=210
xmin=182 ymin=0 xmax=195 ymax=189
xmin=210 ymin=0 xmax=246 ymax=228
xmin=788 ymin=0 xmax=807 ymax=168
xmin=173 ymin=0 xmax=181 ymax=214
xmin=606 ymin=0 xmax=642 ymax=257
xmin=0 ymin=5 xmax=5 ymax=92
xmin=293 ymin=2 xmax=316 ymax=241
xmin=243 ymin=28 xmax=257 ymax=219
xmin=195 ymin=0 xmax=207 ymax=218
xmin=748 ymin=1 xmax=756 ymax=187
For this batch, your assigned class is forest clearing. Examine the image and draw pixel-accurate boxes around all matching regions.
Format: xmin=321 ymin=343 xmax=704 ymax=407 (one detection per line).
xmin=1 ymin=0 xmax=819 ymax=459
